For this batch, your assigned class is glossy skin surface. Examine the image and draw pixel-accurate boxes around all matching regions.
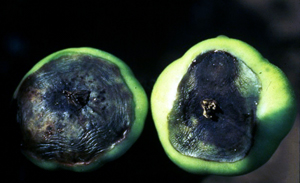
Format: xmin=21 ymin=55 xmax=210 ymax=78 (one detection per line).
xmin=14 ymin=48 xmax=148 ymax=172
xmin=151 ymin=36 xmax=296 ymax=175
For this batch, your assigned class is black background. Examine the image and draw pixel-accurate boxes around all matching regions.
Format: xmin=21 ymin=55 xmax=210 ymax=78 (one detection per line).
xmin=2 ymin=0 xmax=299 ymax=182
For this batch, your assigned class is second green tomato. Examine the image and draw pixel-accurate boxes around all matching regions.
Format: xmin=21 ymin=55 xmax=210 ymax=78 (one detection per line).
xmin=151 ymin=36 xmax=296 ymax=175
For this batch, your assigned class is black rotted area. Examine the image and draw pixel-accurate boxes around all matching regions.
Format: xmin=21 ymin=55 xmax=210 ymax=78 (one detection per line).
xmin=168 ymin=51 xmax=256 ymax=162
xmin=17 ymin=54 xmax=134 ymax=164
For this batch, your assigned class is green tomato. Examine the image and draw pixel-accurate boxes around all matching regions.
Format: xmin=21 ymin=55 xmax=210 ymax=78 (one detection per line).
xmin=14 ymin=47 xmax=148 ymax=172
xmin=151 ymin=36 xmax=296 ymax=175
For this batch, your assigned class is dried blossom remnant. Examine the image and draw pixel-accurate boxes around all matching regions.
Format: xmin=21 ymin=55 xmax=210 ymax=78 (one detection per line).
xmin=201 ymin=99 xmax=218 ymax=119
xmin=62 ymin=90 xmax=91 ymax=110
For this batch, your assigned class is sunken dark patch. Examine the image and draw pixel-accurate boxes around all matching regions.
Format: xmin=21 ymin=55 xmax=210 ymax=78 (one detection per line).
xmin=17 ymin=54 xmax=134 ymax=164
xmin=168 ymin=50 xmax=259 ymax=162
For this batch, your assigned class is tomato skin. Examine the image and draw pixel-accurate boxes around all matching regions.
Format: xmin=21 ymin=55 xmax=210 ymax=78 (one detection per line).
xmin=151 ymin=36 xmax=297 ymax=175
xmin=14 ymin=47 xmax=148 ymax=172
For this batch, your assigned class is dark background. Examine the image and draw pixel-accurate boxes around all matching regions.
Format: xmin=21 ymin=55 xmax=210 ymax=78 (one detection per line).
xmin=2 ymin=0 xmax=299 ymax=182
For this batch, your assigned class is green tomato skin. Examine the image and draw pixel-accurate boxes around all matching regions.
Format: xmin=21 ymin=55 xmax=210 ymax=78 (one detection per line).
xmin=14 ymin=47 xmax=148 ymax=172
xmin=151 ymin=36 xmax=297 ymax=176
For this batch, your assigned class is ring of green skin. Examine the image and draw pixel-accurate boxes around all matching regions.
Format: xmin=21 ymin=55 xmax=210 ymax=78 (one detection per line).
xmin=151 ymin=36 xmax=297 ymax=175
xmin=14 ymin=47 xmax=148 ymax=172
